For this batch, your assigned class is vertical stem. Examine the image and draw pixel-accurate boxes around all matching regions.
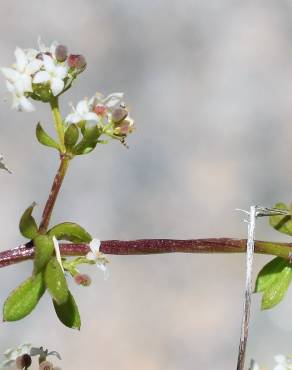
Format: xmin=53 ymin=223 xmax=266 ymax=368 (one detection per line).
xmin=39 ymin=156 xmax=70 ymax=233
xmin=50 ymin=97 xmax=65 ymax=153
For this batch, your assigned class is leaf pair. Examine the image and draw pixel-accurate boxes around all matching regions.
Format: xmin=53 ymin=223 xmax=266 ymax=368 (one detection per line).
xmin=3 ymin=270 xmax=80 ymax=329
xmin=36 ymin=122 xmax=101 ymax=155
xmin=255 ymin=257 xmax=292 ymax=309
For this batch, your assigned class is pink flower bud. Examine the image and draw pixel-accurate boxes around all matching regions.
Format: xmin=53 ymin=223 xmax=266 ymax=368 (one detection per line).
xmin=74 ymin=273 xmax=91 ymax=286
xmin=55 ymin=45 xmax=68 ymax=62
xmin=93 ymin=104 xmax=107 ymax=116
xmin=16 ymin=354 xmax=32 ymax=369
xmin=67 ymin=54 xmax=86 ymax=69
xmin=112 ymin=107 xmax=128 ymax=123
xmin=39 ymin=360 xmax=54 ymax=370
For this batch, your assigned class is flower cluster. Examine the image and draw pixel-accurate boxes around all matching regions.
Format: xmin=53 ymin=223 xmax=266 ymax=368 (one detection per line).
xmin=65 ymin=92 xmax=134 ymax=140
xmin=0 ymin=344 xmax=61 ymax=369
xmin=1 ymin=38 xmax=86 ymax=112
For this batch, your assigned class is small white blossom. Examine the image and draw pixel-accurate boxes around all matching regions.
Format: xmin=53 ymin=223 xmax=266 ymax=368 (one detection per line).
xmin=274 ymin=354 xmax=292 ymax=370
xmin=0 ymin=155 xmax=11 ymax=173
xmin=52 ymin=236 xmax=64 ymax=273
xmin=33 ymin=55 xmax=68 ymax=96
xmin=6 ymin=80 xmax=35 ymax=112
xmin=86 ymin=238 xmax=109 ymax=277
xmin=0 ymin=343 xmax=31 ymax=368
xmin=89 ymin=92 xmax=124 ymax=115
xmin=65 ymin=98 xmax=99 ymax=124
xmin=1 ymin=47 xmax=42 ymax=93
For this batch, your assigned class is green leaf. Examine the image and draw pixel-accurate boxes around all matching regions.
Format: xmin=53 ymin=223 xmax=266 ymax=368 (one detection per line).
xmin=48 ymin=222 xmax=92 ymax=243
xmin=72 ymin=125 xmax=101 ymax=155
xmin=269 ymin=202 xmax=292 ymax=236
xmin=45 ymin=257 xmax=68 ymax=305
xmin=3 ymin=272 xmax=45 ymax=321
xmin=19 ymin=202 xmax=38 ymax=239
xmin=64 ymin=124 xmax=79 ymax=150
xmin=33 ymin=235 xmax=55 ymax=273
xmin=261 ymin=264 xmax=292 ymax=309
xmin=53 ymin=291 xmax=81 ymax=329
xmin=36 ymin=122 xmax=60 ymax=151
xmin=255 ymin=257 xmax=288 ymax=293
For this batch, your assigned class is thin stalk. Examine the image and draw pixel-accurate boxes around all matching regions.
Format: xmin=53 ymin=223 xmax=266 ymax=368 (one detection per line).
xmin=1 ymin=238 xmax=292 ymax=268
xmin=50 ymin=97 xmax=65 ymax=153
xmin=38 ymin=156 xmax=70 ymax=233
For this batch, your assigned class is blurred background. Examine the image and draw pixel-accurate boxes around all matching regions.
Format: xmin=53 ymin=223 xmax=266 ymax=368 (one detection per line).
xmin=0 ymin=0 xmax=292 ymax=369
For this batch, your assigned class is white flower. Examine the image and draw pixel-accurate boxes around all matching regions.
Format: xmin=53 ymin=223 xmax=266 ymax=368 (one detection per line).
xmin=274 ymin=354 xmax=292 ymax=370
xmin=65 ymin=98 xmax=99 ymax=124
xmin=1 ymin=47 xmax=42 ymax=93
xmin=33 ymin=55 xmax=68 ymax=96
xmin=52 ymin=236 xmax=64 ymax=273
xmin=90 ymin=92 xmax=124 ymax=113
xmin=0 ymin=155 xmax=11 ymax=173
xmin=30 ymin=346 xmax=61 ymax=360
xmin=6 ymin=80 xmax=35 ymax=112
xmin=0 ymin=343 xmax=31 ymax=368
xmin=86 ymin=238 xmax=109 ymax=277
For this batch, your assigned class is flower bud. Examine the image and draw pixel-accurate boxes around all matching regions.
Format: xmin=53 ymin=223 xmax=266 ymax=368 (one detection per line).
xmin=74 ymin=273 xmax=91 ymax=286
xmin=39 ymin=360 xmax=53 ymax=370
xmin=67 ymin=54 xmax=86 ymax=69
xmin=16 ymin=354 xmax=32 ymax=369
xmin=55 ymin=45 xmax=68 ymax=62
xmin=112 ymin=107 xmax=128 ymax=123
xmin=114 ymin=118 xmax=134 ymax=135
xmin=93 ymin=104 xmax=107 ymax=116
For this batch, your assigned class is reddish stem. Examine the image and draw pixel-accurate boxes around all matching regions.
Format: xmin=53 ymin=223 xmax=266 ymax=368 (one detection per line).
xmin=0 ymin=238 xmax=292 ymax=268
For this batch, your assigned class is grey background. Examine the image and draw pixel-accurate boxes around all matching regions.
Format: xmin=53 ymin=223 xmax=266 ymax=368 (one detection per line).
xmin=0 ymin=0 xmax=292 ymax=369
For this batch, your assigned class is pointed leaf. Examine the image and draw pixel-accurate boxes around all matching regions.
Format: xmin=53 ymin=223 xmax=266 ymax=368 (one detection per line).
xmin=64 ymin=124 xmax=79 ymax=149
xmin=36 ymin=122 xmax=60 ymax=150
xmin=45 ymin=257 xmax=68 ymax=305
xmin=33 ymin=235 xmax=54 ymax=273
xmin=269 ymin=202 xmax=292 ymax=236
xmin=19 ymin=202 xmax=38 ymax=239
xmin=261 ymin=264 xmax=292 ymax=309
xmin=48 ymin=222 xmax=92 ymax=243
xmin=255 ymin=257 xmax=288 ymax=293
xmin=72 ymin=125 xmax=101 ymax=155
xmin=3 ymin=273 xmax=45 ymax=321
xmin=53 ymin=291 xmax=81 ymax=329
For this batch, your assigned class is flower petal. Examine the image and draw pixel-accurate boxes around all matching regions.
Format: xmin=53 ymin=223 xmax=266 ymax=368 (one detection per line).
xmin=19 ymin=96 xmax=35 ymax=112
xmin=76 ymin=99 xmax=89 ymax=115
xmin=42 ymin=55 xmax=55 ymax=72
xmin=65 ymin=112 xmax=81 ymax=124
xmin=26 ymin=59 xmax=43 ymax=75
xmin=14 ymin=47 xmax=27 ymax=72
xmin=51 ymin=77 xmax=64 ymax=96
xmin=83 ymin=112 xmax=99 ymax=122
xmin=1 ymin=67 xmax=19 ymax=82
xmin=55 ymin=65 xmax=68 ymax=79
xmin=104 ymin=92 xmax=124 ymax=109
xmin=89 ymin=239 xmax=101 ymax=253
xmin=33 ymin=71 xmax=50 ymax=84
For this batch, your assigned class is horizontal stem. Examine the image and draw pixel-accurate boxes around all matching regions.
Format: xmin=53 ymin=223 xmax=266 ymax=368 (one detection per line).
xmin=0 ymin=238 xmax=292 ymax=268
